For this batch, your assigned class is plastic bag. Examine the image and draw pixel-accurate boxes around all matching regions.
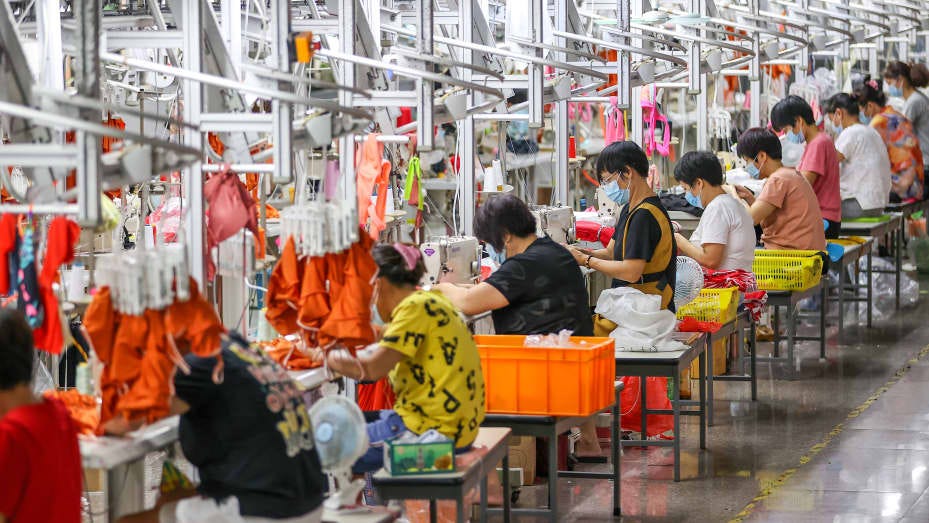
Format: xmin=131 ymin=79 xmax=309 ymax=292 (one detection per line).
xmin=847 ymin=257 xmax=919 ymax=324
xmin=524 ymin=329 xmax=575 ymax=347
xmin=619 ymin=376 xmax=673 ymax=437
xmin=32 ymin=360 xmax=55 ymax=395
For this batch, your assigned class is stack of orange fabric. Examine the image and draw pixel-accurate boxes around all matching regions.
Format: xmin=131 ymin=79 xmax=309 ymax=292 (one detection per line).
xmin=42 ymin=389 xmax=100 ymax=436
xmin=260 ymin=337 xmax=320 ymax=371
xmin=84 ymin=279 xmax=225 ymax=433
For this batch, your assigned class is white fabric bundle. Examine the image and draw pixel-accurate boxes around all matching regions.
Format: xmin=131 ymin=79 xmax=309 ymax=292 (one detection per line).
xmin=595 ymin=287 xmax=688 ymax=352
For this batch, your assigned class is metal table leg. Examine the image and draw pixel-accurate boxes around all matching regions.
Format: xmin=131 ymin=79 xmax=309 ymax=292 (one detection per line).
xmin=547 ymin=428 xmax=558 ymax=522
xmin=750 ymin=319 xmax=757 ymax=401
xmin=838 ymin=259 xmax=845 ymax=334
xmin=895 ymin=225 xmax=902 ymax=310
xmin=773 ymin=305 xmax=781 ymax=357
xmin=819 ymin=283 xmax=827 ymax=360
xmin=706 ymin=331 xmax=714 ymax=427
xmin=612 ymin=384 xmax=621 ymax=517
xmin=673 ymin=369 xmax=681 ymax=482
xmin=430 ymin=499 xmax=438 ymax=523
xmin=502 ymin=454 xmax=511 ymax=523
xmin=640 ymin=376 xmax=648 ymax=441
xmin=480 ymin=465 xmax=488 ymax=523
xmin=788 ymin=304 xmax=797 ymax=371
xmin=867 ymin=251 xmax=873 ymax=327
xmin=698 ymin=349 xmax=706 ymax=450
xmin=457 ymin=493 xmax=466 ymax=523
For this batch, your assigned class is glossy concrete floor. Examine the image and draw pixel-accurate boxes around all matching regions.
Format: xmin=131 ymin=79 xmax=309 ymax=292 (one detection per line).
xmin=493 ymin=276 xmax=929 ymax=522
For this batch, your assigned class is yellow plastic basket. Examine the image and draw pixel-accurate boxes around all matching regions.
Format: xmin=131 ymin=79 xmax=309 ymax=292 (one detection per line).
xmin=752 ymin=250 xmax=824 ymax=291
xmin=676 ymin=287 xmax=740 ymax=323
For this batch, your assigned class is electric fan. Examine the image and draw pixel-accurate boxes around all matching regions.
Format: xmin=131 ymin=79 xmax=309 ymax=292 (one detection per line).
xmin=674 ymin=256 xmax=704 ymax=310
xmin=309 ymin=395 xmax=370 ymax=510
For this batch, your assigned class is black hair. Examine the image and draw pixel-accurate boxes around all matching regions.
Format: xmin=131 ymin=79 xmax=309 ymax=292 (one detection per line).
xmin=770 ymin=95 xmax=815 ymax=132
xmin=822 ymin=93 xmax=860 ymax=116
xmin=507 ymin=89 xmax=528 ymax=105
xmin=372 ymin=244 xmax=426 ymax=287
xmin=473 ymin=194 xmax=537 ymax=251
xmin=673 ymin=151 xmax=723 ymax=187
xmin=594 ymin=141 xmax=649 ymax=182
xmin=0 ymin=308 xmax=35 ymax=390
xmin=884 ymin=61 xmax=929 ymax=89
xmin=736 ymin=127 xmax=783 ymax=161
xmin=853 ymin=76 xmax=888 ymax=108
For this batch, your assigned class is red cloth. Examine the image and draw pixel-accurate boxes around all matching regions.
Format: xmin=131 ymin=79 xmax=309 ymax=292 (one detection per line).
xmin=0 ymin=398 xmax=81 ymax=523
xmin=677 ymin=316 xmax=722 ymax=333
xmin=0 ymin=214 xmax=18 ymax=295
xmin=34 ymin=217 xmax=81 ymax=354
xmin=702 ymin=268 xmax=767 ymax=322
xmin=357 ymin=379 xmax=396 ymax=411
xmin=575 ymin=221 xmax=615 ymax=246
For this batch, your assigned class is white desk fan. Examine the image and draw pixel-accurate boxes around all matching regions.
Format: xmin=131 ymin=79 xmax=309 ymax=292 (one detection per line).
xmin=674 ymin=256 xmax=704 ymax=310
xmin=309 ymin=395 xmax=369 ymax=510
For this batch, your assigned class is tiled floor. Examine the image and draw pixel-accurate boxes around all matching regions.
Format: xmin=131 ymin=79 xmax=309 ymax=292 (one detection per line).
xmin=488 ymin=275 xmax=929 ymax=522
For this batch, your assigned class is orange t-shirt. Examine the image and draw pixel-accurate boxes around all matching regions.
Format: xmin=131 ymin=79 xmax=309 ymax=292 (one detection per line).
xmin=757 ymin=168 xmax=827 ymax=251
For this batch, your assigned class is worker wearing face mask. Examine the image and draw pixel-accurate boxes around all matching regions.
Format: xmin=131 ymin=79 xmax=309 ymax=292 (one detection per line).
xmin=567 ymin=141 xmax=677 ymax=311
xmin=884 ymin=61 xmax=929 ymax=187
xmin=823 ymin=93 xmax=892 ymax=218
xmin=672 ymin=151 xmax=756 ymax=272
xmin=436 ymin=195 xmax=593 ymax=337
xmin=855 ymin=76 xmax=925 ymax=202
xmin=734 ymin=128 xmax=827 ymax=252
xmin=770 ymin=95 xmax=842 ymax=238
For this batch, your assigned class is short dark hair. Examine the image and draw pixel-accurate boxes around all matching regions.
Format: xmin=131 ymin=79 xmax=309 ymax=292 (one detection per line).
xmin=852 ymin=75 xmax=887 ymax=108
xmin=822 ymin=93 xmax=859 ymax=116
xmin=736 ymin=127 xmax=783 ymax=161
xmin=473 ymin=195 xmax=537 ymax=250
xmin=594 ymin=141 xmax=649 ymax=182
xmin=770 ymin=95 xmax=815 ymax=131
xmin=0 ymin=309 xmax=35 ymax=390
xmin=673 ymin=151 xmax=723 ymax=187
xmin=372 ymin=244 xmax=426 ymax=287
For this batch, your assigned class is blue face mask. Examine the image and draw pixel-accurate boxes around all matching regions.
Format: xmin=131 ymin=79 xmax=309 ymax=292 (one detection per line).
xmin=860 ymin=112 xmax=871 ymax=125
xmin=486 ymin=243 xmax=506 ymax=265
xmin=746 ymin=162 xmax=761 ymax=179
xmin=602 ymin=180 xmax=630 ymax=205
xmin=785 ymin=129 xmax=804 ymax=144
xmin=888 ymin=85 xmax=903 ymax=97
xmin=684 ymin=189 xmax=703 ymax=209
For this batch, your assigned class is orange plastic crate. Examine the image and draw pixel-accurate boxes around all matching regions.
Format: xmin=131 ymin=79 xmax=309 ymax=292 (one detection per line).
xmin=474 ymin=335 xmax=615 ymax=417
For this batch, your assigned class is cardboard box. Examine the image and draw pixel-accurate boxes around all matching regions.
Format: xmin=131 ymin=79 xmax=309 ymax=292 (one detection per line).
xmin=507 ymin=436 xmax=536 ymax=486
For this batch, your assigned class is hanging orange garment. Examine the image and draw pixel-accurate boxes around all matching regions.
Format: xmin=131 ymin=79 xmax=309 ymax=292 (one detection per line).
xmin=83 ymin=287 xmax=120 ymax=364
xmin=0 ymin=214 xmax=19 ymax=295
xmin=265 ymin=237 xmax=303 ymax=336
xmin=208 ymin=132 xmax=226 ymax=158
xmin=356 ymin=134 xmax=384 ymax=227
xmin=34 ymin=217 xmax=81 ymax=354
xmin=367 ymin=161 xmax=391 ymax=240
xmin=297 ymin=255 xmax=331 ymax=340
xmin=109 ymin=314 xmax=148 ymax=386
xmin=164 ymin=279 xmax=224 ymax=359
xmin=43 ymin=390 xmax=99 ymax=436
xmin=116 ymin=310 xmax=175 ymax=423
xmin=319 ymin=233 xmax=376 ymax=349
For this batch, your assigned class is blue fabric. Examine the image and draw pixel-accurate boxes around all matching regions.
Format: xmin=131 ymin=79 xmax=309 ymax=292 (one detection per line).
xmin=353 ymin=411 xmax=408 ymax=475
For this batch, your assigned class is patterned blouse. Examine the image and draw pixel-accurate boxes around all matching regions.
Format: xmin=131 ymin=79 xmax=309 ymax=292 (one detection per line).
xmin=870 ymin=106 xmax=925 ymax=200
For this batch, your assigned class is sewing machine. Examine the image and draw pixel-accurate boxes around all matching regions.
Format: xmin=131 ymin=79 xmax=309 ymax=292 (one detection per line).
xmin=419 ymin=236 xmax=482 ymax=286
xmin=531 ymin=205 xmax=576 ymax=245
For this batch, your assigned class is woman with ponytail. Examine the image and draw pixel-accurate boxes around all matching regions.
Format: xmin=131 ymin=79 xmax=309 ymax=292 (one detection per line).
xmin=884 ymin=61 xmax=929 ymax=174
xmin=854 ymin=77 xmax=925 ymax=201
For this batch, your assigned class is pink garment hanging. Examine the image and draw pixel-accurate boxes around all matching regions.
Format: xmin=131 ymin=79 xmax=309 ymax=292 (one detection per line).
xmin=356 ymin=134 xmax=384 ymax=227
xmin=203 ymin=164 xmax=259 ymax=280
xmin=324 ymin=159 xmax=340 ymax=201
xmin=367 ymin=160 xmax=391 ymax=240
xmin=604 ymin=96 xmax=626 ymax=145
xmin=641 ymin=87 xmax=671 ymax=157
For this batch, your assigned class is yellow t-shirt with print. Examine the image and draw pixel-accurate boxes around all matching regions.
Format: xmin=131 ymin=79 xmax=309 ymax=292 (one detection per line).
xmin=380 ymin=290 xmax=486 ymax=447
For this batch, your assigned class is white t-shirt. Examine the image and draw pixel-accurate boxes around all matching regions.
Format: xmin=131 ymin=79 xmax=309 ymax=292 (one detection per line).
xmin=689 ymin=194 xmax=756 ymax=272
xmin=834 ymin=123 xmax=892 ymax=211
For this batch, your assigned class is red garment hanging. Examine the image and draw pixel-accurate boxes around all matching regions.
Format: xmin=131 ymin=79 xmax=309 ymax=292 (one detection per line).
xmin=34 ymin=217 xmax=81 ymax=354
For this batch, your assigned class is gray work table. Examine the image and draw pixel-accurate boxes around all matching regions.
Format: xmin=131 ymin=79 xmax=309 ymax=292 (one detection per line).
xmin=615 ymin=333 xmax=707 ymax=482
xmin=827 ymin=238 xmax=874 ymax=331
xmin=840 ymin=213 xmax=903 ymax=310
xmin=480 ymin=383 xmax=624 ymax=522
xmin=761 ymin=282 xmax=827 ymax=371
xmin=705 ymin=309 xmax=757 ymax=426
xmin=372 ymin=427 xmax=512 ymax=523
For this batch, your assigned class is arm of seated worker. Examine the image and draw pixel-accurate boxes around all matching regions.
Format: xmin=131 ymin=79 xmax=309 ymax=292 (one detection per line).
xmin=585 ymin=257 xmax=647 ymax=283
xmin=736 ymin=188 xmax=776 ymax=225
xmin=675 ymin=234 xmax=725 ymax=269
xmin=435 ymin=282 xmax=509 ymax=317
xmin=573 ymin=239 xmax=615 ymax=260
xmin=800 ymin=169 xmax=819 ymax=186
xmin=327 ymin=345 xmax=406 ymax=382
